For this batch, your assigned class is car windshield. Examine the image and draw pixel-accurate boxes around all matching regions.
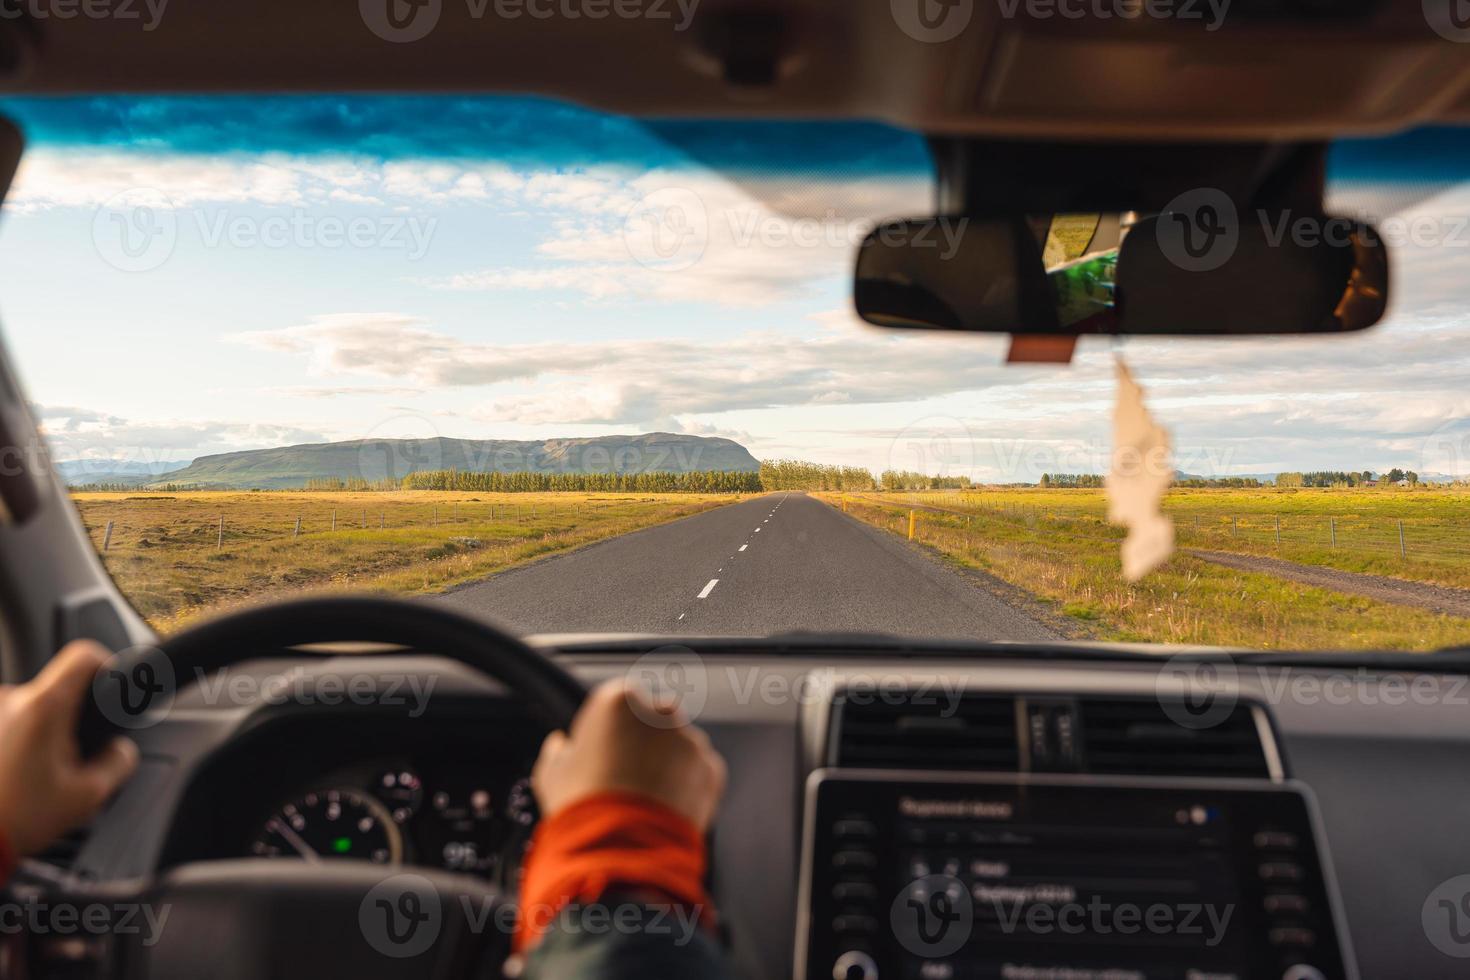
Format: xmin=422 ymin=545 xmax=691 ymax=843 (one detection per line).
xmin=1 ymin=95 xmax=1467 ymax=652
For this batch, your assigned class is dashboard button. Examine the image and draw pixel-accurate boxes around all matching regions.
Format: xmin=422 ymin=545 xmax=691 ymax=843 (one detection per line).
xmin=834 ymin=818 xmax=878 ymax=839
xmin=833 ymin=850 xmax=877 ymax=871
xmin=1269 ymin=926 xmax=1317 ymax=947
xmin=1254 ymin=830 xmax=1300 ymax=850
xmin=833 ymin=882 xmax=879 ymax=903
xmin=832 ymin=914 xmax=877 ymax=934
xmin=1259 ymin=861 xmax=1303 ymax=882
xmin=833 ymin=950 xmax=878 ymax=980
xmin=1263 ymin=893 xmax=1310 ymax=915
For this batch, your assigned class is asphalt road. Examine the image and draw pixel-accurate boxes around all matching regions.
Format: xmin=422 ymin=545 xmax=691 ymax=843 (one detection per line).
xmin=438 ymin=492 xmax=1060 ymax=641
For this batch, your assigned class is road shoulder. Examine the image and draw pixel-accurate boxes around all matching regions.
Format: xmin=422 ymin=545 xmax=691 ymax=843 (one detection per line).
xmin=827 ymin=503 xmax=1079 ymax=641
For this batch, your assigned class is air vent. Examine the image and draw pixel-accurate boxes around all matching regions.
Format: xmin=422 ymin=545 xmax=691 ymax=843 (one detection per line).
xmin=833 ymin=692 xmax=1019 ymax=771
xmin=1077 ymin=698 xmax=1271 ymax=778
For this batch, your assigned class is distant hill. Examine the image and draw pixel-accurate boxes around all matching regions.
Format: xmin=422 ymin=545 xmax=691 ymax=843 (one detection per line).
xmin=142 ymin=433 xmax=760 ymax=489
xmin=58 ymin=458 xmax=195 ymax=487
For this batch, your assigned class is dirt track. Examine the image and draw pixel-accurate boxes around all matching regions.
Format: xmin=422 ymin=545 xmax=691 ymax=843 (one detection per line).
xmin=1189 ymin=549 xmax=1470 ymax=619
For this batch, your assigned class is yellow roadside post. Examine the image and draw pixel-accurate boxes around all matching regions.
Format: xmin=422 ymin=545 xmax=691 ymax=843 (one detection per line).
xmin=908 ymin=509 xmax=916 ymax=541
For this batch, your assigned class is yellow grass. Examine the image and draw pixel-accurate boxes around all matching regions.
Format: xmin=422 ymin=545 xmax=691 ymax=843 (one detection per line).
xmin=880 ymin=486 xmax=1470 ymax=589
xmin=821 ymin=490 xmax=1470 ymax=652
xmin=73 ymin=490 xmax=742 ymax=632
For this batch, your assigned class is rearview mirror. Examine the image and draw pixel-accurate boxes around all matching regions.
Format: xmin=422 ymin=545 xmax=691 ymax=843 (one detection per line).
xmin=853 ymin=210 xmax=1389 ymax=336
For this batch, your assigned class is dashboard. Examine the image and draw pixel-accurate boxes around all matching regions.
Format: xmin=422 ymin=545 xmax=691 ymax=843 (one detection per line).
xmin=53 ymin=645 xmax=1470 ymax=980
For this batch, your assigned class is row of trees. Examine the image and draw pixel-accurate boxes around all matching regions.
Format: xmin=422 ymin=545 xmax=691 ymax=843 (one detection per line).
xmin=758 ymin=460 xmax=877 ymax=491
xmin=1175 ymin=477 xmax=1265 ymax=488
xmin=400 ymin=469 xmax=763 ymax=493
xmin=1275 ymin=470 xmax=1418 ymax=487
xmin=305 ymin=477 xmax=399 ymax=491
xmin=879 ymin=470 xmax=972 ymax=491
xmin=406 ymin=461 xmax=979 ymax=494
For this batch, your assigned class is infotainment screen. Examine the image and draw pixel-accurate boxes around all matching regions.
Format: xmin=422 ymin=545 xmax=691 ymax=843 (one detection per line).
xmin=798 ymin=772 xmax=1352 ymax=980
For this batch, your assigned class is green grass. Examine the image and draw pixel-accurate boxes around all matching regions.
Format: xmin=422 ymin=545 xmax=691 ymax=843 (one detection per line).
xmin=822 ymin=491 xmax=1470 ymax=652
xmin=74 ymin=490 xmax=744 ymax=631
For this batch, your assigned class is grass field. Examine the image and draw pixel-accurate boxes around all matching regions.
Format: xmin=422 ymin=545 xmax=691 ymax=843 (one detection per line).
xmin=73 ymin=490 xmax=739 ymax=631
xmin=822 ymin=488 xmax=1470 ymax=652
xmin=876 ymin=486 xmax=1470 ymax=588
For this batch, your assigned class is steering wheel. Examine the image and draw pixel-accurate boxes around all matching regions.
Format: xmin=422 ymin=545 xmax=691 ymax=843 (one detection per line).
xmin=17 ymin=596 xmax=586 ymax=980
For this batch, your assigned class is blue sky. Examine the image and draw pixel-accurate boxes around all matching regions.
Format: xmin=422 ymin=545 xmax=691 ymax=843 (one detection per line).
xmin=1 ymin=96 xmax=1469 ymax=481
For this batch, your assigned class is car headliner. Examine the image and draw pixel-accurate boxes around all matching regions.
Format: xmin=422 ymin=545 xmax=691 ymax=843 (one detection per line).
xmin=0 ymin=0 xmax=1463 ymax=142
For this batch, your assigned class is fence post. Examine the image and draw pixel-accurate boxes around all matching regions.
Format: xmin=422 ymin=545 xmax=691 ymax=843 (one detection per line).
xmin=908 ymin=510 xmax=916 ymax=541
xmin=217 ymin=514 xmax=224 ymax=549
xmin=103 ymin=521 xmax=114 ymax=552
xmin=332 ymin=510 xmax=337 ymax=532
xmin=1232 ymin=516 xmax=1238 ymax=538
xmin=1329 ymin=517 xmax=1336 ymax=548
xmin=1399 ymin=520 xmax=1407 ymax=559
xmin=293 ymin=516 xmax=301 ymax=538
xmin=1275 ymin=515 xmax=1281 ymax=548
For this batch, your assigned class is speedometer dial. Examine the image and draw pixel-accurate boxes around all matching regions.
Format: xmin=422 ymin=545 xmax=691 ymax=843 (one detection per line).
xmin=251 ymin=787 xmax=403 ymax=865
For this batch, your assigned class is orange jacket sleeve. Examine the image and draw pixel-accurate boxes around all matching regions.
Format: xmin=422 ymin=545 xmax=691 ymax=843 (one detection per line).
xmin=514 ymin=790 xmax=715 ymax=954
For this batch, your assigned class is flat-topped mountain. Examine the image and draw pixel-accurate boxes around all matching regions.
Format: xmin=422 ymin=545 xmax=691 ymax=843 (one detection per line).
xmin=140 ymin=433 xmax=759 ymax=489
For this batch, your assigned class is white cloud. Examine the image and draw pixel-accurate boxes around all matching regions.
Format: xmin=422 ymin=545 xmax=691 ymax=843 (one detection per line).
xmin=229 ymin=311 xmax=1045 ymax=424
xmin=34 ymin=404 xmax=327 ymax=462
xmin=429 ymin=169 xmax=931 ymax=308
xmin=6 ymin=152 xmax=543 ymax=213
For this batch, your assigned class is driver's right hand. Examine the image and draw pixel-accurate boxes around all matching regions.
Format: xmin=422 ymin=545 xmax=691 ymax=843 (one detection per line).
xmin=530 ymin=678 xmax=726 ymax=832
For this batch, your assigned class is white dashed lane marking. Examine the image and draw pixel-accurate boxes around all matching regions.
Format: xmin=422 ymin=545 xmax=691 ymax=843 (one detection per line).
xmin=676 ymin=494 xmax=787 ymax=623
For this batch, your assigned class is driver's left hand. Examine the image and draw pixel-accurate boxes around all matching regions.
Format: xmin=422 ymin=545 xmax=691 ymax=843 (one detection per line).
xmin=0 ymin=641 xmax=139 ymax=858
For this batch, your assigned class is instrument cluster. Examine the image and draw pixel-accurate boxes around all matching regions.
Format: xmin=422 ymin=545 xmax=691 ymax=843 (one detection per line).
xmin=247 ymin=756 xmax=537 ymax=887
